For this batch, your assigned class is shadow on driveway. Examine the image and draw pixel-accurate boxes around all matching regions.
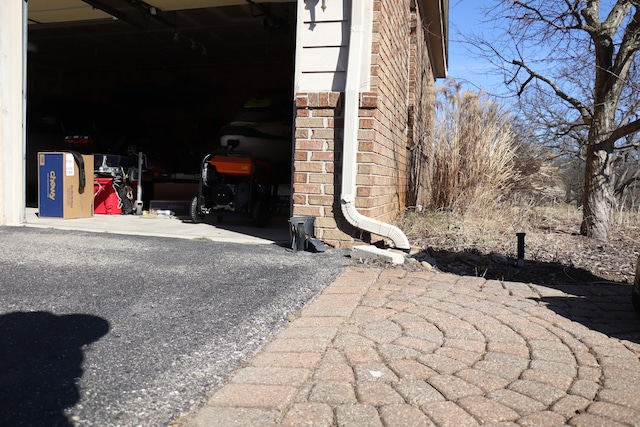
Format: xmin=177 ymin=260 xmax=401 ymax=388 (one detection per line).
xmin=0 ymin=312 xmax=109 ymax=426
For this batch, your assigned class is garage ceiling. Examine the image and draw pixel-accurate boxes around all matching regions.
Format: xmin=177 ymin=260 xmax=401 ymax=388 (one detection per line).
xmin=28 ymin=0 xmax=294 ymax=23
xmin=28 ymin=0 xmax=296 ymax=68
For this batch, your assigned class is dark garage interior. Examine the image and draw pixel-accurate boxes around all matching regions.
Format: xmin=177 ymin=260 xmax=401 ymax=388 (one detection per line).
xmin=26 ymin=0 xmax=296 ymax=221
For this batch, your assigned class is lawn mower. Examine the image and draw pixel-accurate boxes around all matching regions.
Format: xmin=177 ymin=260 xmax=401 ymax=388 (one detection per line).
xmin=190 ymin=150 xmax=273 ymax=227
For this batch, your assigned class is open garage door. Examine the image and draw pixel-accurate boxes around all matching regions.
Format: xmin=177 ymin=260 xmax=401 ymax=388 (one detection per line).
xmin=26 ymin=0 xmax=296 ymax=221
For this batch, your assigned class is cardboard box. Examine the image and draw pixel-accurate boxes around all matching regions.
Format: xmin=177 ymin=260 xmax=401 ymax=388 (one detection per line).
xmin=38 ymin=152 xmax=94 ymax=218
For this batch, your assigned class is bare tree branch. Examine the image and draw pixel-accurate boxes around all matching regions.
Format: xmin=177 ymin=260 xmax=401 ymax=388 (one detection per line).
xmin=616 ymin=142 xmax=640 ymax=150
xmin=615 ymin=6 xmax=640 ymax=75
xmin=513 ymin=0 xmax=579 ymax=30
xmin=565 ymin=0 xmax=585 ymax=28
xmin=605 ymin=117 xmax=640 ymax=145
xmin=512 ymin=59 xmax=593 ymax=122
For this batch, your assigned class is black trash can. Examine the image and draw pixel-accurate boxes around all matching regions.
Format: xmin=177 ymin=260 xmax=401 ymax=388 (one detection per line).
xmin=288 ymin=216 xmax=325 ymax=252
xmin=289 ymin=216 xmax=315 ymax=251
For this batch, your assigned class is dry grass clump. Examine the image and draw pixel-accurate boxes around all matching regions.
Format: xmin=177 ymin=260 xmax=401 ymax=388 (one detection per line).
xmin=399 ymin=81 xmax=538 ymax=252
xmin=401 ymin=81 xmax=581 ymax=251
xmin=428 ymin=82 xmax=519 ymax=212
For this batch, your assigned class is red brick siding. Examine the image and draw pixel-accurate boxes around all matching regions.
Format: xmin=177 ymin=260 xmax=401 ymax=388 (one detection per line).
xmin=366 ymin=0 xmax=412 ymax=218
xmin=292 ymin=92 xmax=350 ymax=246
xmin=407 ymin=6 xmax=436 ymax=208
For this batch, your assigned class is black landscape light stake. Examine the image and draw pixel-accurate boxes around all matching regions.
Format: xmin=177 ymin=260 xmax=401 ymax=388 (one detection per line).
xmin=516 ymin=232 xmax=526 ymax=267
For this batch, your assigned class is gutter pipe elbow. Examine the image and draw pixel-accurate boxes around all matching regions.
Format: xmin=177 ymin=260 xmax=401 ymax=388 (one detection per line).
xmin=341 ymin=195 xmax=410 ymax=251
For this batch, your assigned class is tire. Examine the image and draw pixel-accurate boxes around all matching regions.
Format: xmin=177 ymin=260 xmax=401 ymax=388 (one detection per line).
xmin=190 ymin=196 xmax=205 ymax=223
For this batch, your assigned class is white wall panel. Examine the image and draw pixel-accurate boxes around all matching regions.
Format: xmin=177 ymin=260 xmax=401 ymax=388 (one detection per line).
xmin=298 ymin=72 xmax=346 ymax=92
xmin=299 ymin=0 xmax=350 ymax=22
xmin=301 ymin=21 xmax=348 ymax=47
xmin=300 ymin=47 xmax=348 ymax=72
xmin=295 ymin=0 xmax=372 ymax=93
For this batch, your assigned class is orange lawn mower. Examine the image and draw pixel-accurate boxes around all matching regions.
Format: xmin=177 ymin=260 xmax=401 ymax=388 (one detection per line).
xmin=190 ymin=150 xmax=274 ymax=227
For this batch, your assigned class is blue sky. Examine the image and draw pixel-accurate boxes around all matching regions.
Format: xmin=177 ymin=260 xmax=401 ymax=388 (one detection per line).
xmin=446 ymin=0 xmax=508 ymax=94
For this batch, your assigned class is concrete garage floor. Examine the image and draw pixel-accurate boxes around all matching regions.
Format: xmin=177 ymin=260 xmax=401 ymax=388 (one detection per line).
xmin=22 ymin=207 xmax=292 ymax=246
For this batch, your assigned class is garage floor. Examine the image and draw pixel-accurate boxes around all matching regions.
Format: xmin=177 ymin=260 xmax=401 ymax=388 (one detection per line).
xmin=23 ymin=207 xmax=291 ymax=245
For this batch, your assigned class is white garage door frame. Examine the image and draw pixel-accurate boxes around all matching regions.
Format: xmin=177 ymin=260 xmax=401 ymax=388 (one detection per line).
xmin=0 ymin=0 xmax=27 ymax=226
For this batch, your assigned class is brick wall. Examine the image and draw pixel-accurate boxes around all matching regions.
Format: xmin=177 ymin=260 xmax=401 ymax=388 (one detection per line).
xmin=407 ymin=5 xmax=437 ymax=208
xmin=293 ymin=92 xmax=353 ymax=247
xmin=368 ymin=0 xmax=412 ymax=217
xmin=292 ymin=0 xmax=437 ymax=248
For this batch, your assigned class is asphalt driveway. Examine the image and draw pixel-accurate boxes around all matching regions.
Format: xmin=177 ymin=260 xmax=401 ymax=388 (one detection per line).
xmin=0 ymin=226 xmax=349 ymax=426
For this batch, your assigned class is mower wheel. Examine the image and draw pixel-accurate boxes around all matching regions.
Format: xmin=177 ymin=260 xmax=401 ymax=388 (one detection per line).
xmin=190 ymin=196 xmax=206 ymax=223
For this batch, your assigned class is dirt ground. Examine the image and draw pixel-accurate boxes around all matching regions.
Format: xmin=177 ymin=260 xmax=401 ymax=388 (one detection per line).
xmin=402 ymin=214 xmax=640 ymax=288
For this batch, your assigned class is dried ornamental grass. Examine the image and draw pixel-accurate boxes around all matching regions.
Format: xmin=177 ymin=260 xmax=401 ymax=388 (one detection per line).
xmin=430 ymin=83 xmax=519 ymax=211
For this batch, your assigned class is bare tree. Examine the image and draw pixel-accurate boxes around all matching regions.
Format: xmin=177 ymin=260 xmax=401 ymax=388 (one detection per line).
xmin=474 ymin=0 xmax=640 ymax=240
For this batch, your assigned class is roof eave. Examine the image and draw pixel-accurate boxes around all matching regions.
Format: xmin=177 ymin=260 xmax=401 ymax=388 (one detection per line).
xmin=419 ymin=0 xmax=448 ymax=78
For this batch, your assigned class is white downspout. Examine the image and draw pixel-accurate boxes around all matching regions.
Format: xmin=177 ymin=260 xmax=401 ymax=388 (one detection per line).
xmin=341 ymin=0 xmax=411 ymax=252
